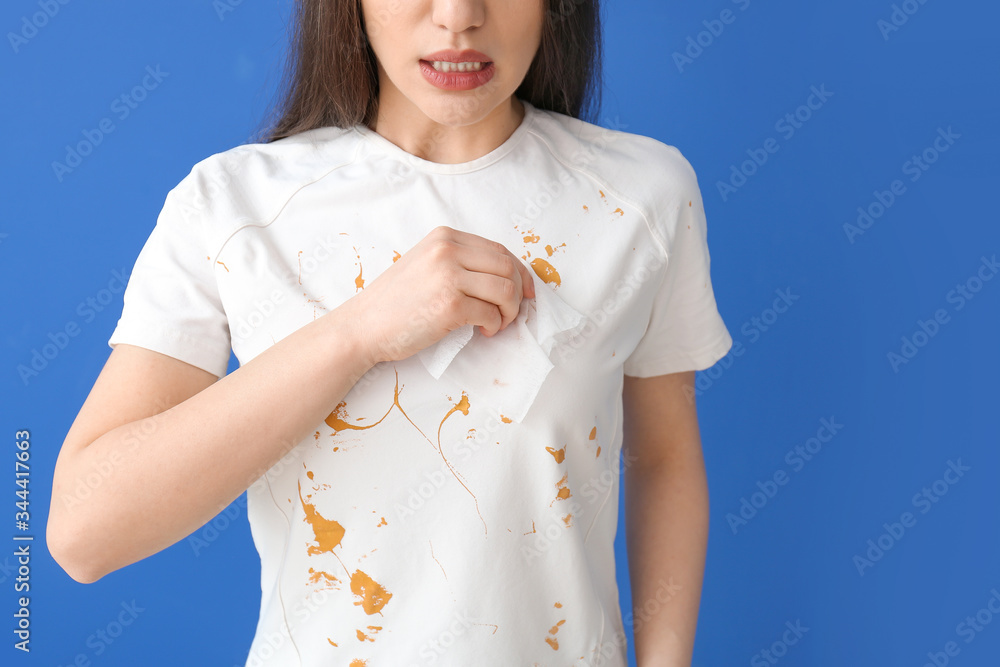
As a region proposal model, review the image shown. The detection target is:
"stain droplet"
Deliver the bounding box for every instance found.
[530,257,561,286]
[545,445,566,463]
[350,569,393,615]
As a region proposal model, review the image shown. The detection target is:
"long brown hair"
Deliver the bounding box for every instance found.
[252,0,603,144]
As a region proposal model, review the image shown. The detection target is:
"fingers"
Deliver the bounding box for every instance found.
[440,229,536,301]
[453,271,522,332]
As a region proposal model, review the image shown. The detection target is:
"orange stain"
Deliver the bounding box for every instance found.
[589,427,597,440]
[562,513,573,527]
[545,445,566,463]
[545,619,566,649]
[391,250,401,262]
[582,204,589,211]
[530,257,561,286]
[436,392,488,535]
[689,200,693,206]
[612,207,624,216]
[523,520,537,535]
[376,516,387,527]
[307,567,339,587]
[550,473,572,505]
[523,233,540,243]
[297,480,346,556]
[307,470,314,480]
[353,245,365,290]
[325,400,393,434]
[544,242,566,257]
[596,446,601,457]
[328,638,338,646]
[500,414,512,423]
[599,190,606,199]
[554,602,562,608]
[349,660,366,666]
[216,261,229,272]
[350,569,392,615]
[356,629,373,642]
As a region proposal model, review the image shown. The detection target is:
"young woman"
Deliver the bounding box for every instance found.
[47,1,733,665]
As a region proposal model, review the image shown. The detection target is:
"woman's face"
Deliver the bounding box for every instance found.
[360,0,545,126]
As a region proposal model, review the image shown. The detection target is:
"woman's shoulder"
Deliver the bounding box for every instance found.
[526,104,702,212]
[164,125,362,231]
[180,126,358,195]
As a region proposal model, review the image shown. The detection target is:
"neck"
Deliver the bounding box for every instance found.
[368,90,525,164]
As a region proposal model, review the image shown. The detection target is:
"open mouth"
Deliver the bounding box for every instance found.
[420,60,493,73]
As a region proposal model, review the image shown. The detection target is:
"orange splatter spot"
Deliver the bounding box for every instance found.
[297,480,345,556]
[500,414,512,423]
[376,516,387,527]
[216,261,230,272]
[589,427,597,440]
[688,200,692,206]
[327,638,338,646]
[314,431,321,440]
[349,660,366,666]
[523,520,537,535]
[353,245,365,290]
[308,567,339,587]
[545,619,566,649]
[550,474,572,505]
[530,257,561,286]
[545,445,566,463]
[582,204,589,211]
[356,629,373,642]
[523,233,540,243]
[596,446,601,457]
[391,250,401,262]
[612,207,624,216]
[307,470,315,480]
[350,569,393,615]
[206,255,210,260]
[324,400,393,434]
[544,242,567,257]
[562,513,573,527]
[474,622,499,634]
[599,190,606,199]
[554,602,562,608]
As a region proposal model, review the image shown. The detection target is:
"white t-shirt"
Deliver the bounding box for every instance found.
[109,98,733,667]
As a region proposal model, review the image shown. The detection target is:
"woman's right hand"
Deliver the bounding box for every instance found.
[345,225,537,366]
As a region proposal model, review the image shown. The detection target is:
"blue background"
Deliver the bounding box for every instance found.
[2,0,998,665]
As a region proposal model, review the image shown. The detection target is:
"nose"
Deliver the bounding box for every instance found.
[430,0,486,32]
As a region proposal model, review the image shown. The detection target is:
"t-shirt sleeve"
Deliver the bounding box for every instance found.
[622,153,733,378]
[107,177,232,378]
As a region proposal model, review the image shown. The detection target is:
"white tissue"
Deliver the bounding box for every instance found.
[417,270,589,423]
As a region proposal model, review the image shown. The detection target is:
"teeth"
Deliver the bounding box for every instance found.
[430,61,486,73]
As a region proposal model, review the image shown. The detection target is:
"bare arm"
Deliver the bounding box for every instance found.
[622,370,709,667]
[46,225,536,585]
[46,301,376,584]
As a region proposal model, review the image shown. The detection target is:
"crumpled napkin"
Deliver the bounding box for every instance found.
[417,269,589,423]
